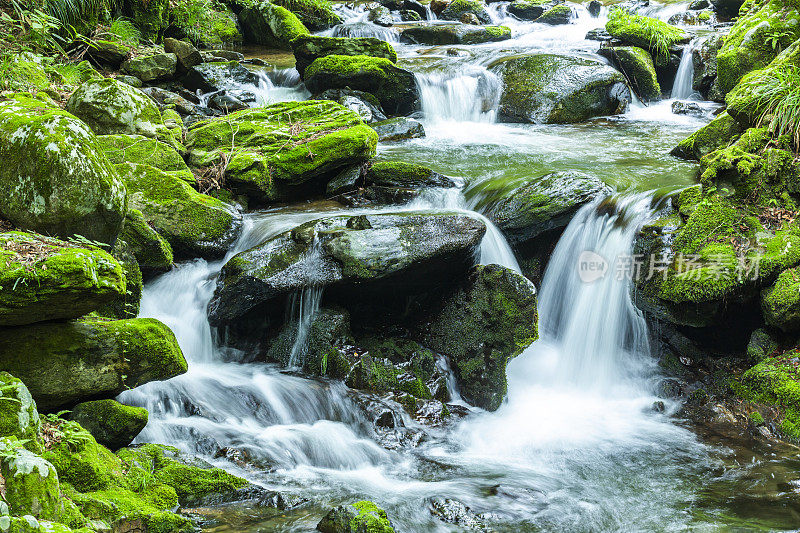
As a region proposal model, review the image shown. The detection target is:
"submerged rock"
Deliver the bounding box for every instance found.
[426,264,538,411]
[70,399,149,450]
[492,53,631,124]
[0,231,126,326]
[0,94,128,245]
[0,317,187,411]
[371,116,425,141]
[291,35,398,78]
[185,100,377,203]
[400,24,512,45]
[304,55,420,116]
[317,501,396,533]
[208,211,485,324]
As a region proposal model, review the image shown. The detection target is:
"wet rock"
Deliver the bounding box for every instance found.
[402,9,423,20]
[403,0,428,19]
[183,61,260,92]
[599,45,661,101]
[761,268,800,333]
[430,498,490,529]
[605,12,688,62]
[185,100,377,203]
[238,1,309,49]
[69,399,149,450]
[710,0,743,19]
[317,501,397,532]
[689,0,709,8]
[441,0,492,23]
[426,264,538,411]
[671,100,704,116]
[141,86,197,114]
[121,52,178,83]
[692,32,725,101]
[273,0,342,30]
[585,27,612,41]
[460,12,480,23]
[368,5,394,26]
[0,93,129,243]
[0,317,187,411]
[371,116,425,141]
[163,37,202,71]
[304,55,419,115]
[208,92,249,113]
[366,161,455,189]
[670,111,742,160]
[483,171,610,246]
[291,35,398,78]
[313,88,388,123]
[587,0,602,16]
[538,3,572,24]
[746,327,781,362]
[507,0,551,21]
[401,23,512,45]
[208,212,486,325]
[202,49,246,62]
[492,53,631,124]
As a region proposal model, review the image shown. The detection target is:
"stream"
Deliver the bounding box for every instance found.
[119,1,800,531]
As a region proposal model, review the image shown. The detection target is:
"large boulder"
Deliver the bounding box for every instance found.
[273,0,342,30]
[426,264,539,411]
[182,61,260,93]
[0,231,126,326]
[491,53,631,124]
[208,211,486,325]
[96,133,192,181]
[0,94,127,244]
[238,1,309,49]
[290,35,398,78]
[66,78,175,143]
[119,208,174,271]
[115,162,242,260]
[317,501,396,533]
[0,317,188,411]
[605,11,687,66]
[366,161,455,188]
[537,3,572,24]
[69,399,149,450]
[598,45,661,101]
[121,53,178,83]
[185,100,378,203]
[304,55,420,116]
[715,0,800,95]
[440,0,491,23]
[0,437,62,520]
[481,171,611,246]
[400,24,511,45]
[0,373,41,450]
[670,111,742,160]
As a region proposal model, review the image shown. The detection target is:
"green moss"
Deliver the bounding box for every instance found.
[0,231,126,326]
[96,239,142,319]
[130,0,169,40]
[96,134,190,176]
[482,25,511,39]
[761,267,800,332]
[273,0,342,30]
[172,0,242,47]
[69,399,148,450]
[599,46,660,101]
[0,58,50,93]
[441,0,490,23]
[671,112,743,160]
[606,10,686,64]
[0,373,41,453]
[0,436,61,520]
[290,35,397,77]
[537,3,572,24]
[238,1,309,49]
[119,209,174,271]
[735,353,800,440]
[349,501,395,533]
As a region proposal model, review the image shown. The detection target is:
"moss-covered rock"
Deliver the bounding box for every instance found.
[185,100,377,203]
[605,10,687,65]
[87,40,131,68]
[426,264,539,411]
[119,209,174,271]
[291,35,397,78]
[209,212,486,324]
[0,373,41,452]
[171,0,243,48]
[317,500,396,533]
[400,23,512,45]
[116,162,242,259]
[761,268,800,333]
[127,0,169,40]
[0,437,62,520]
[96,239,142,320]
[365,161,455,189]
[69,400,148,451]
[715,0,800,96]
[491,53,630,124]
[345,355,433,399]
[0,94,127,245]
[506,0,553,21]
[66,78,175,146]
[238,1,309,49]
[273,0,342,30]
[304,55,419,116]
[121,53,178,83]
[440,0,491,23]
[0,317,187,411]
[0,232,126,326]
[670,111,743,160]
[598,45,661,101]
[96,133,192,181]
[537,3,572,24]
[734,352,800,439]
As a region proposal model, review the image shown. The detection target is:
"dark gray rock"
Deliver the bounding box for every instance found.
[370,117,425,141]
[183,61,259,93]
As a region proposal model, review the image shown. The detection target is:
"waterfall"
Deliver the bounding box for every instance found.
[416,67,501,123]
[671,40,699,100]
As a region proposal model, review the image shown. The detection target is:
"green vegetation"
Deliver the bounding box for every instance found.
[606,9,686,64]
[172,0,242,47]
[734,353,800,439]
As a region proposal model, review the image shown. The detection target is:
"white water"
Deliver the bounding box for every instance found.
[672,39,700,99]
[415,66,501,123]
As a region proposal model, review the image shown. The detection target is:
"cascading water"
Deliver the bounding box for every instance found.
[415,67,501,124]
[672,39,700,99]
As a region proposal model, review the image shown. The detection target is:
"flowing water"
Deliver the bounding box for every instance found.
[119,1,800,530]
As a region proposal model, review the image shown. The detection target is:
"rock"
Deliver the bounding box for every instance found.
[671,101,705,116]
[366,161,455,189]
[304,55,419,115]
[371,117,425,141]
[208,92,249,113]
[403,0,428,19]
[585,27,612,41]
[128,0,168,40]
[401,23,511,45]
[460,12,480,23]
[762,268,800,333]
[402,9,423,20]
[171,0,243,48]
[690,0,709,8]
[96,133,192,180]
[314,88,388,123]
[692,32,725,101]
[598,45,661,101]
[185,100,377,203]
[0,231,126,326]
[605,11,687,66]
[587,0,602,16]
[0,437,61,520]
[238,1,309,49]
[538,3,572,24]
[746,327,781,362]
[715,0,799,95]
[87,40,130,68]
[140,86,197,115]
[0,373,41,450]
[0,94,127,244]
[117,74,143,87]
[0,317,187,411]
[317,501,396,533]
[163,38,202,71]
[710,0,743,19]
[507,0,551,21]
[272,0,342,30]
[430,498,489,529]
[121,53,178,83]
[182,61,260,93]
[492,53,630,124]
[208,211,486,325]
[368,5,394,26]
[426,264,538,411]
[115,162,242,260]
[119,208,174,271]
[98,239,142,320]
[202,49,246,62]
[290,35,398,78]
[66,78,175,144]
[69,400,148,450]
[670,111,742,160]
[440,0,491,23]
[266,307,355,373]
